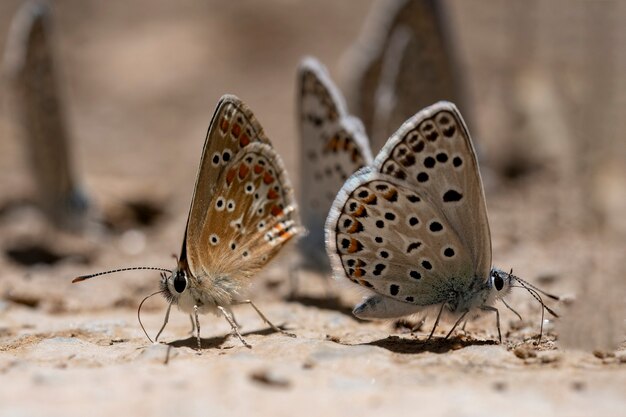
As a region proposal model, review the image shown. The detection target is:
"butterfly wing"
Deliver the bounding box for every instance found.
[297,57,373,269]
[326,102,490,306]
[345,0,466,151]
[327,168,474,305]
[185,96,299,284]
[375,102,491,277]
[184,95,270,265]
[4,1,89,231]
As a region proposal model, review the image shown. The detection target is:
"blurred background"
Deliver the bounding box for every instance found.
[0,0,624,413]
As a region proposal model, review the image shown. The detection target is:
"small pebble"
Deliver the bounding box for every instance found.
[250,369,291,389]
[513,346,537,359]
[493,381,507,391]
[592,350,615,359]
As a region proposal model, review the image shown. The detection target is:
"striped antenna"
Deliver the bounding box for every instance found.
[72,266,172,283]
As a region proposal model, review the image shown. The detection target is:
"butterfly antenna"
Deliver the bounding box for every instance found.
[137,290,164,343]
[509,269,560,301]
[511,284,549,342]
[72,266,172,283]
[512,279,559,319]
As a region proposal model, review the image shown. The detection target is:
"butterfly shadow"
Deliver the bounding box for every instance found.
[166,326,291,350]
[287,294,363,321]
[361,335,497,355]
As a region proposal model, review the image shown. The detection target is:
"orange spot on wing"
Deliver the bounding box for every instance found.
[239,133,250,147]
[362,194,377,205]
[383,189,398,202]
[220,118,229,133]
[270,205,283,216]
[327,136,339,152]
[347,220,363,234]
[267,189,279,200]
[347,238,363,253]
[353,205,367,218]
[272,223,286,237]
[226,168,237,185]
[238,163,249,179]
[263,173,274,185]
[354,269,364,278]
[254,165,263,174]
[232,123,241,138]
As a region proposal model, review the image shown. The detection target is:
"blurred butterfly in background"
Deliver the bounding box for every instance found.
[3,0,91,232]
[326,101,559,342]
[343,0,469,153]
[294,57,373,292]
[74,95,301,349]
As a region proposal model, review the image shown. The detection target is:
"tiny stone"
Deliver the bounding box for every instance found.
[513,346,537,359]
[250,369,291,389]
[593,350,615,359]
[493,381,507,392]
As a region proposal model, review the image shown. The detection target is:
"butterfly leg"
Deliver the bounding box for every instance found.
[154,303,172,342]
[193,305,202,351]
[235,300,296,338]
[410,318,426,333]
[224,306,241,328]
[461,319,468,331]
[428,303,446,340]
[444,311,469,340]
[217,305,251,348]
[480,305,502,343]
[187,314,196,336]
[501,298,523,321]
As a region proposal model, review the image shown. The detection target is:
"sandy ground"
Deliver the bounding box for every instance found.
[0,1,625,416]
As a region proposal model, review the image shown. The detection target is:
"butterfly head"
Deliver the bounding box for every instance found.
[489,267,560,320]
[160,267,189,305]
[489,268,514,299]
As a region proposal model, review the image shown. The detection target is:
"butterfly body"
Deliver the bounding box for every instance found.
[165,96,299,322]
[297,57,373,273]
[326,101,550,341]
[352,268,505,321]
[4,0,91,232]
[74,95,300,349]
[345,0,467,151]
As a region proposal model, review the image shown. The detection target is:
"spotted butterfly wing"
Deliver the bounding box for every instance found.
[183,95,300,294]
[326,102,490,312]
[344,0,466,152]
[297,57,373,270]
[4,1,90,231]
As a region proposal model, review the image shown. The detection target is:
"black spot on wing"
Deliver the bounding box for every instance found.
[443,190,463,202]
[389,284,399,296]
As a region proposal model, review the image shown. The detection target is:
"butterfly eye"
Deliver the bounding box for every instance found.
[173,273,187,293]
[494,275,504,291]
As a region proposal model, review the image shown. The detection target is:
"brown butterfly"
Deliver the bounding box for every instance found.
[4,0,90,232]
[343,0,469,153]
[73,95,301,349]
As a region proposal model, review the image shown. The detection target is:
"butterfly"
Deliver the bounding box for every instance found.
[295,57,373,279]
[3,0,90,232]
[326,101,559,342]
[73,95,301,349]
[343,0,468,153]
